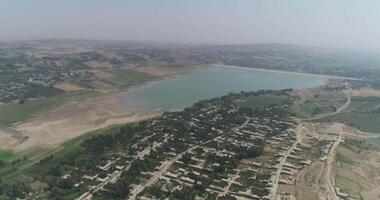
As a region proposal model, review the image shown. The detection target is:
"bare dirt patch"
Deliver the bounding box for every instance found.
[0,67,199,158]
[0,92,162,152]
[90,69,115,79]
[277,184,295,195]
[351,87,380,97]
[294,122,345,200]
[135,65,200,77]
[0,66,200,153]
[54,83,83,92]
[85,60,113,68]
[334,139,380,199]
[88,80,114,91]
[295,161,323,200]
[101,51,123,60]
[362,185,380,200]
[0,130,21,149]
[296,121,380,200]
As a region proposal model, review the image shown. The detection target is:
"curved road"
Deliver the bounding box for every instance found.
[301,90,351,121]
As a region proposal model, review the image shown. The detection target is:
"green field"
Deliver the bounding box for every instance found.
[0,90,98,128]
[101,69,156,89]
[0,124,123,184]
[318,97,380,133]
[0,150,17,162]
[0,69,156,128]
[293,102,336,118]
[292,102,317,118]
[237,95,288,109]
[0,147,51,183]
[321,112,380,133]
[291,91,346,119]
[336,175,364,200]
[0,73,16,82]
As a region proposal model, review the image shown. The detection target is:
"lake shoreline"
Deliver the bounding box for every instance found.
[212,64,360,80]
[0,64,329,152]
[123,64,328,109]
[0,65,203,152]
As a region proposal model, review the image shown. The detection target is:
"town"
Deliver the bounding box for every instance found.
[0,90,344,200]
[2,1,380,199]
[0,69,94,105]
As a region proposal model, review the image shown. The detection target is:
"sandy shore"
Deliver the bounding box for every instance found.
[212,64,360,80]
[0,64,357,152]
[0,66,203,152]
[0,91,163,152]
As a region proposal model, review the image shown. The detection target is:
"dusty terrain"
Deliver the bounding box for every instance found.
[85,60,114,68]
[293,122,340,200]
[294,121,380,200]
[334,136,380,199]
[214,64,360,80]
[293,85,380,200]
[134,65,203,78]
[54,82,84,92]
[0,66,200,153]
[351,87,380,97]
[0,91,162,152]
[90,69,115,79]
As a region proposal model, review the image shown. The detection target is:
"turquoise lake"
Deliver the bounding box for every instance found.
[123,66,327,109]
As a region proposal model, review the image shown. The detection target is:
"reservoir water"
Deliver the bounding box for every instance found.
[123,66,327,109]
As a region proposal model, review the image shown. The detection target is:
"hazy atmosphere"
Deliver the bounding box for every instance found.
[2,1,380,200]
[1,0,380,50]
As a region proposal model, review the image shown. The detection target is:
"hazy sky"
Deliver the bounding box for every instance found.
[1,0,380,49]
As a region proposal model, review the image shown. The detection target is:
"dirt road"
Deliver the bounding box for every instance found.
[323,132,342,200]
[271,124,304,200]
[217,170,240,198]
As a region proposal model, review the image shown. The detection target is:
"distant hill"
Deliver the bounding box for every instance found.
[1,39,380,78]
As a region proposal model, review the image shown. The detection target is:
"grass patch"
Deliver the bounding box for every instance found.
[0,150,17,162]
[320,112,380,133]
[317,96,380,132]
[336,152,353,168]
[292,100,337,118]
[292,102,317,118]
[101,69,156,89]
[0,124,124,184]
[0,73,15,82]
[0,147,50,183]
[0,90,98,128]
[237,95,288,109]
[22,125,123,184]
[349,96,380,112]
[336,175,364,200]
[291,90,346,118]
